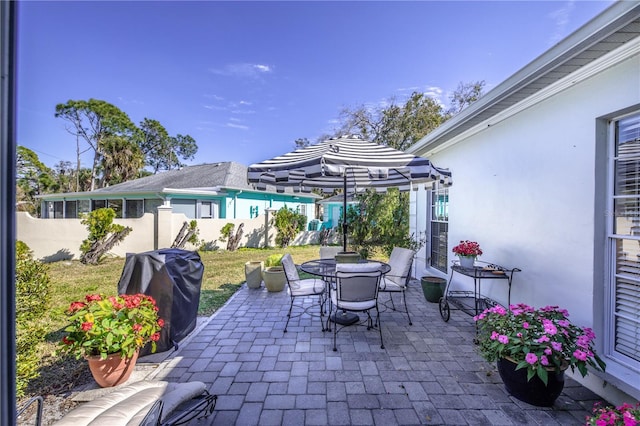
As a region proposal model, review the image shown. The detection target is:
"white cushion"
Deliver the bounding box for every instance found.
[335,262,384,274]
[288,278,325,296]
[54,381,206,426]
[380,276,404,292]
[384,247,414,287]
[330,291,376,311]
[281,254,300,281]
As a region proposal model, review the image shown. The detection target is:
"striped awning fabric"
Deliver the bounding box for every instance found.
[247,135,452,194]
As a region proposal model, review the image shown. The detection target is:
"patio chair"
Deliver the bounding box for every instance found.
[319,246,342,259]
[281,253,327,332]
[48,380,216,426]
[379,247,415,325]
[328,263,384,351]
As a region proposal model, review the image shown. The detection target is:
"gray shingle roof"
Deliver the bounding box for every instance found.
[92,162,251,194]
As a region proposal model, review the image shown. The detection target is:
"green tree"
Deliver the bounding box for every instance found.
[331,81,483,254]
[16,146,57,214]
[79,208,132,264]
[447,80,485,115]
[100,134,145,185]
[273,207,307,248]
[139,118,198,173]
[294,137,311,149]
[55,99,137,190]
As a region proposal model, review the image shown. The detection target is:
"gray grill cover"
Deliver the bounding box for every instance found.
[117,249,204,356]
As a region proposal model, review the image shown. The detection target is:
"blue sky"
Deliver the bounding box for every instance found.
[17,1,614,170]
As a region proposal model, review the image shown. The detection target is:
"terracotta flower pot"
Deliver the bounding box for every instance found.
[86,349,139,387]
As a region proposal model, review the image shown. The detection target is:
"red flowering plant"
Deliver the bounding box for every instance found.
[474,303,606,385]
[452,240,483,257]
[59,293,164,360]
[586,401,640,426]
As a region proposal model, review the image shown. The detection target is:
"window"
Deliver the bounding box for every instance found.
[125,199,144,218]
[64,200,77,218]
[144,199,162,214]
[92,200,106,210]
[608,111,640,368]
[172,199,196,219]
[108,199,122,218]
[429,187,449,273]
[53,201,63,218]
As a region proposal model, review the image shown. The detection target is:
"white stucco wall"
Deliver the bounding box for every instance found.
[412,51,640,402]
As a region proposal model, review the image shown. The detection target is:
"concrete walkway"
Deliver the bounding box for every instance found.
[146,281,604,425]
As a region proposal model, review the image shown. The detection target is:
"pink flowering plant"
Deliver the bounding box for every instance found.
[474,303,606,385]
[586,401,640,426]
[58,293,164,360]
[452,240,483,257]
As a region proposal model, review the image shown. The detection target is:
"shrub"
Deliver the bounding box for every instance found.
[80,208,131,264]
[265,254,284,268]
[273,207,307,248]
[15,241,51,397]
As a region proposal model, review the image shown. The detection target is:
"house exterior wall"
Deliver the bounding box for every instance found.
[411,52,640,401]
[227,191,317,222]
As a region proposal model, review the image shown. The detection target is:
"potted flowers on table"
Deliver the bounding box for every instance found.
[58,293,164,387]
[452,240,482,268]
[474,303,606,407]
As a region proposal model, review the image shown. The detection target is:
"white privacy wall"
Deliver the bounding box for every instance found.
[412,54,640,328]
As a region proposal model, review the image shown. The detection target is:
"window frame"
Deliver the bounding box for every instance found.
[428,187,449,273]
[606,109,640,371]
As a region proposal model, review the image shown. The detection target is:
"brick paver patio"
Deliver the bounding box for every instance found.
[149,280,605,425]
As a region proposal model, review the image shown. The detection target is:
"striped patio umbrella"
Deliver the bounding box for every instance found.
[247,135,452,251]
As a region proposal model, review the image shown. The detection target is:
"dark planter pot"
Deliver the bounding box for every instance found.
[497,357,565,407]
[421,276,446,303]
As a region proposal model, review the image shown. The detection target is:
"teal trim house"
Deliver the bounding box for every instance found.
[38,162,320,221]
[316,193,358,230]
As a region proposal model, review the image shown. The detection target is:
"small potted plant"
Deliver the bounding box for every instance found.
[262,254,286,292]
[58,293,164,387]
[452,240,482,268]
[586,401,640,425]
[474,303,606,407]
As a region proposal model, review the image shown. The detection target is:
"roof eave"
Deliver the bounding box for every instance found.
[408,1,640,155]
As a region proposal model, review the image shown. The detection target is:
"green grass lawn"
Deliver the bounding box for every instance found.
[26,245,326,399]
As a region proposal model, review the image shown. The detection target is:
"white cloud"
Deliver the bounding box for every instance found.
[203,94,224,101]
[548,1,575,46]
[227,122,249,130]
[209,63,274,78]
[203,104,227,111]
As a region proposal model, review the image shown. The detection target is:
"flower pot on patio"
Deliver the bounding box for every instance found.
[262,267,286,292]
[497,357,565,407]
[244,261,263,289]
[421,276,446,303]
[86,349,139,388]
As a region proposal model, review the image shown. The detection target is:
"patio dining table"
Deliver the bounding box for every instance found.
[300,258,390,325]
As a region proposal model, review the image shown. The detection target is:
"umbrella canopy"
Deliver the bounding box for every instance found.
[247,135,452,251]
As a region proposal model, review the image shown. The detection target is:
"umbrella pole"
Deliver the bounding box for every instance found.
[342,174,347,252]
